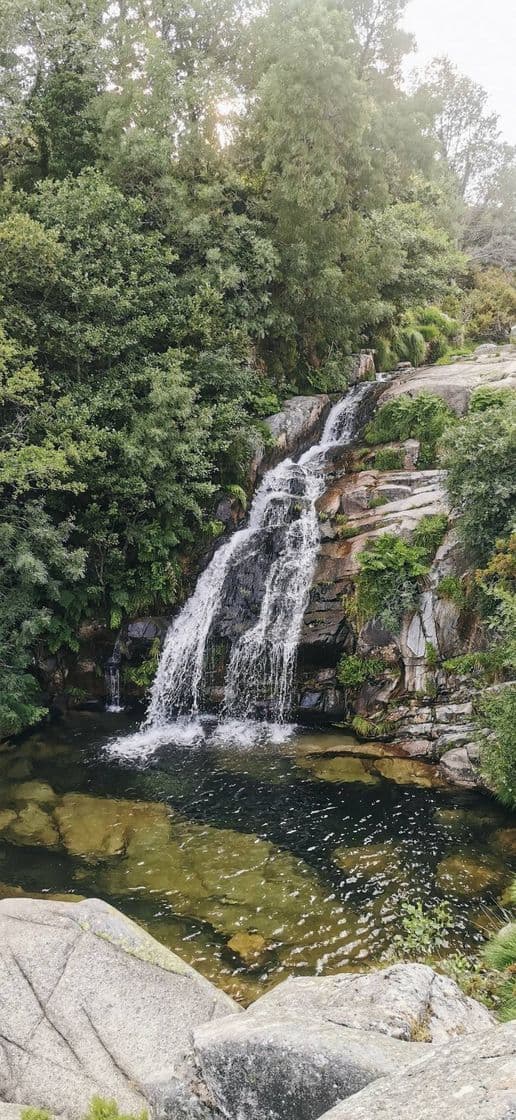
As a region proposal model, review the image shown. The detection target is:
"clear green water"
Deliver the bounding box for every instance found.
[0,711,515,1003]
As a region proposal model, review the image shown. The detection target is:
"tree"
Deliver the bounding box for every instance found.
[415,57,511,202]
[343,0,415,77]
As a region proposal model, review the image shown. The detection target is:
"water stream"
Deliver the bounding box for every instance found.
[146,384,372,732]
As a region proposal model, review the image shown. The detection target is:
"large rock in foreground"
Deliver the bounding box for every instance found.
[182,963,493,1120]
[248,963,494,1043]
[0,896,237,1118]
[192,1017,421,1120]
[321,1022,516,1120]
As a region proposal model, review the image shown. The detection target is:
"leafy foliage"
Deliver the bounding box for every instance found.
[480,685,516,810]
[365,392,456,467]
[372,447,404,470]
[353,533,429,632]
[443,394,516,563]
[337,654,387,690]
[22,1098,147,1120]
[412,514,448,558]
[392,899,453,958]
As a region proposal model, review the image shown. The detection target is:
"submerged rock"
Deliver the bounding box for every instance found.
[54,792,172,860]
[0,897,237,1119]
[333,843,404,880]
[297,754,380,784]
[435,854,508,898]
[321,1022,516,1120]
[373,757,443,788]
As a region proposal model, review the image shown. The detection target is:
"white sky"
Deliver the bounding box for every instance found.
[403,0,516,144]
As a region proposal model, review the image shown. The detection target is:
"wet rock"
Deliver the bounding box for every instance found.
[333,843,404,880]
[192,1016,421,1120]
[490,828,516,857]
[0,897,237,1119]
[226,933,269,968]
[0,809,17,832]
[7,780,58,806]
[266,395,331,461]
[435,855,507,898]
[439,744,481,788]
[321,1022,516,1120]
[395,738,435,759]
[248,964,494,1044]
[99,811,347,951]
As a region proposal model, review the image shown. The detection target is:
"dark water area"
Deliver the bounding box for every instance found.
[0,711,515,1003]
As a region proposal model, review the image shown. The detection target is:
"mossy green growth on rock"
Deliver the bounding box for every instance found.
[336,653,387,690]
[352,534,429,632]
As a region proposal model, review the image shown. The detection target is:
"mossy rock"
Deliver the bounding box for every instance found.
[7,780,58,806]
[4,803,60,848]
[100,811,347,948]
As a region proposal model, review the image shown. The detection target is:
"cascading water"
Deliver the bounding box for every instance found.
[144,382,372,734]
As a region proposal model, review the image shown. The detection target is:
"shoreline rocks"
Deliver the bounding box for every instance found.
[0,898,506,1120]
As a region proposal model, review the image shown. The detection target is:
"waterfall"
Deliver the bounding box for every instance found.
[145,383,372,730]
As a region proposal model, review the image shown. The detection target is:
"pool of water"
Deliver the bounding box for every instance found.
[0,711,515,1003]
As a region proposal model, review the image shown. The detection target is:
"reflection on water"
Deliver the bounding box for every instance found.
[0,711,515,1003]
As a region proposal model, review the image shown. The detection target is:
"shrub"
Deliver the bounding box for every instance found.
[425,641,438,667]
[337,654,387,690]
[443,395,516,563]
[392,899,454,958]
[480,684,516,809]
[412,514,448,559]
[21,1101,148,1120]
[437,575,467,609]
[365,392,456,467]
[483,883,516,1021]
[393,327,426,368]
[464,267,516,342]
[353,534,429,632]
[351,714,390,739]
[470,387,516,413]
[372,447,404,471]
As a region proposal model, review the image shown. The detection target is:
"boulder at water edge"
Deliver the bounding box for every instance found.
[182,963,494,1120]
[246,962,494,1043]
[0,896,238,1118]
[320,1022,516,1120]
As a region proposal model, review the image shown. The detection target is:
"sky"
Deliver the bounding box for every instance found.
[403,0,516,144]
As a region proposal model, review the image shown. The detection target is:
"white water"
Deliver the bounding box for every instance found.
[142,383,371,736]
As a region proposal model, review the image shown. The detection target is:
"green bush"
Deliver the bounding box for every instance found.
[480,684,516,809]
[337,654,387,690]
[483,882,516,1020]
[393,327,426,368]
[469,386,516,413]
[365,392,456,467]
[412,514,448,559]
[464,267,516,342]
[353,534,429,632]
[392,899,453,958]
[443,395,516,563]
[437,575,467,609]
[372,447,405,471]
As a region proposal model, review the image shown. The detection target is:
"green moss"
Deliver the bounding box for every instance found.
[22,1100,148,1120]
[425,641,438,667]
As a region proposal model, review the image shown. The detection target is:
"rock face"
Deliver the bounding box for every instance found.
[0,896,237,1119]
[381,348,516,415]
[192,1018,420,1120]
[246,964,494,1044]
[321,1022,516,1120]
